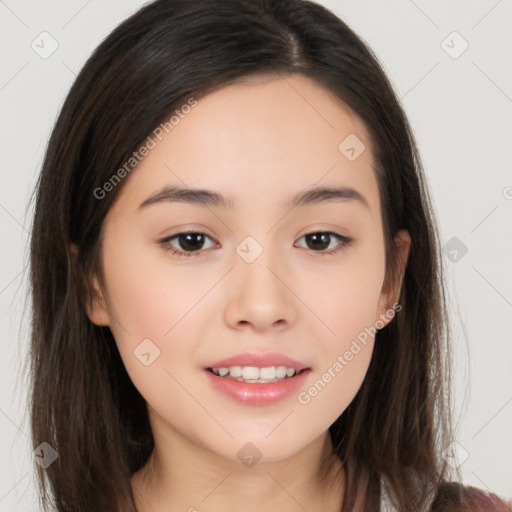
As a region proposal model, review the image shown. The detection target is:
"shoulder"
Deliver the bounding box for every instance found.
[430,481,512,512]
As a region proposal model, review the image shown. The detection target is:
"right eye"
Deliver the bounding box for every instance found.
[158,231,217,258]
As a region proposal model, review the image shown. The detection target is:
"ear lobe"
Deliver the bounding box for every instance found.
[85,273,111,326]
[70,243,111,326]
[376,229,411,325]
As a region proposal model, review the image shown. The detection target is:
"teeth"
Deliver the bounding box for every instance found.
[229,366,242,377]
[259,366,275,379]
[242,367,259,380]
[275,366,287,378]
[211,365,300,381]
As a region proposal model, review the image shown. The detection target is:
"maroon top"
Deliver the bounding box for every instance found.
[430,482,512,511]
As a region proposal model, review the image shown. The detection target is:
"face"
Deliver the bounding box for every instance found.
[87,73,409,463]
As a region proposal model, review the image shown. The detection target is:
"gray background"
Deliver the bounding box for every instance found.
[1,0,511,509]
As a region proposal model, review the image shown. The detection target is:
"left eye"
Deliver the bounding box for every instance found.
[294,231,352,256]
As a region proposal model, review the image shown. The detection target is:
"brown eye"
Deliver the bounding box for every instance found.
[159,232,216,257]
[295,231,352,256]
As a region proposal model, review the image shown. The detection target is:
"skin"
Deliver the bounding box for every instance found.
[86,73,411,512]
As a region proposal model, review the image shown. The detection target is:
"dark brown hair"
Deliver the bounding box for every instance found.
[29,0,467,510]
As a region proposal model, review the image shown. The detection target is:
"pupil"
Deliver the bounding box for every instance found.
[180,233,204,251]
[307,233,329,250]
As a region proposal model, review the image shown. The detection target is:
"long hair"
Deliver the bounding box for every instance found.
[29,0,455,510]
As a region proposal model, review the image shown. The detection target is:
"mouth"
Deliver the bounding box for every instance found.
[203,366,312,405]
[205,365,309,384]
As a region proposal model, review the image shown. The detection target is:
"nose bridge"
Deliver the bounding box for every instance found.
[236,234,288,298]
[224,233,296,330]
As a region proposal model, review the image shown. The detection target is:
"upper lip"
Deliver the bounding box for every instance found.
[205,352,310,370]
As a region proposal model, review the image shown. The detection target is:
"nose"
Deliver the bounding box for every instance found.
[224,249,297,333]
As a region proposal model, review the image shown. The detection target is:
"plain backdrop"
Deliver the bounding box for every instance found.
[1,0,511,509]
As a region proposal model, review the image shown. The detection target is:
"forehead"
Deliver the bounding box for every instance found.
[109,73,379,217]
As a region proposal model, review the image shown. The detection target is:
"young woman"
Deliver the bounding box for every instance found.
[28,0,511,511]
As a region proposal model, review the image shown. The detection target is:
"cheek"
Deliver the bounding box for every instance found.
[101,245,212,434]
[99,236,217,400]
[299,237,386,342]
[293,241,385,416]
[102,237,214,341]
[295,278,380,428]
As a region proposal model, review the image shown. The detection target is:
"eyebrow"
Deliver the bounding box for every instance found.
[138,185,370,211]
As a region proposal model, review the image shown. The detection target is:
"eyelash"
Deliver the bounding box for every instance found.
[158,231,353,259]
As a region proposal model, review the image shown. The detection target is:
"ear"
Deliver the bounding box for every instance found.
[375,229,411,326]
[85,274,111,326]
[70,243,111,326]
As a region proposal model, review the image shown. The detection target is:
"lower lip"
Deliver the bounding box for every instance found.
[203,369,311,405]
